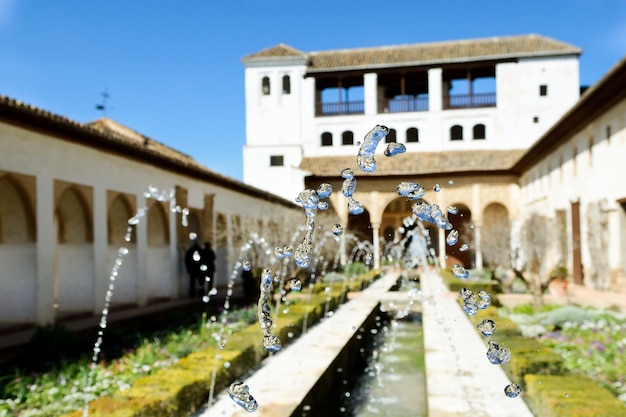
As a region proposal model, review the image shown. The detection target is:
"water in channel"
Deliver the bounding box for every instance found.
[331,298,426,417]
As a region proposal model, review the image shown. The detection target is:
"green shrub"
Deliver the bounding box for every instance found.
[524,374,626,417]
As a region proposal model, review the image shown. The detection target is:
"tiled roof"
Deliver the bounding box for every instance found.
[0,95,296,207]
[300,149,526,178]
[242,43,306,62]
[244,35,581,72]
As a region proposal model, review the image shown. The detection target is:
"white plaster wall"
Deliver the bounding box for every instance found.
[1,120,302,324]
[56,245,94,311]
[107,246,138,304]
[0,244,36,321]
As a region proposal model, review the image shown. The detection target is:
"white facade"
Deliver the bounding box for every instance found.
[0,111,301,326]
[516,56,626,289]
[243,36,581,201]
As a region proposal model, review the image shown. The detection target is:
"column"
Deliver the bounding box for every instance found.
[92,186,109,312]
[438,228,446,268]
[474,223,483,270]
[428,68,443,111]
[364,72,378,115]
[36,175,56,325]
[371,221,381,270]
[136,194,148,306]
[169,194,179,299]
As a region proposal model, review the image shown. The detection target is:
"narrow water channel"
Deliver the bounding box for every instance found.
[343,311,426,417]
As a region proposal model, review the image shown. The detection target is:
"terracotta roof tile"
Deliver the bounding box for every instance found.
[307,35,580,72]
[242,43,306,62]
[300,149,526,178]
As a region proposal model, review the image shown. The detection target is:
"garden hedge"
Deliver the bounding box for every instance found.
[60,270,380,417]
[447,278,626,416]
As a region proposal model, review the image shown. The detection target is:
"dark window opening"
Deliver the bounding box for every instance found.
[450,125,463,141]
[282,75,291,94]
[262,76,270,95]
[406,127,419,143]
[385,128,397,143]
[473,124,486,140]
[539,85,548,96]
[606,125,612,143]
[342,131,354,145]
[321,132,333,146]
[270,155,283,166]
[533,116,539,123]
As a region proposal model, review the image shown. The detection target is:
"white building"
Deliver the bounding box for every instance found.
[242,34,581,202]
[0,98,301,327]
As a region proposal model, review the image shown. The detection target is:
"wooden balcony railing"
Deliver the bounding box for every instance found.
[381,96,429,113]
[315,100,364,116]
[443,93,496,109]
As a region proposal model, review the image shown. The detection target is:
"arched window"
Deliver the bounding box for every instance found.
[385,128,397,143]
[473,124,486,140]
[406,127,419,143]
[282,75,291,94]
[342,131,354,145]
[262,76,270,95]
[450,125,463,141]
[321,132,333,146]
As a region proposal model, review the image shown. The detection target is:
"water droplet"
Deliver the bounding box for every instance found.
[227,380,258,412]
[200,264,208,272]
[459,243,470,252]
[384,142,406,157]
[192,250,201,262]
[446,230,459,246]
[396,181,420,197]
[181,207,189,227]
[209,288,218,296]
[448,180,454,185]
[289,278,302,291]
[504,383,521,398]
[477,319,496,336]
[202,295,210,303]
[357,125,389,172]
[274,247,286,259]
[365,252,373,265]
[317,183,332,198]
[463,302,478,316]
[477,290,491,309]
[188,232,197,240]
[295,189,319,210]
[342,178,357,197]
[486,340,511,365]
[564,392,570,398]
[348,197,364,215]
[332,224,344,236]
[317,201,328,210]
[452,264,470,279]
[341,168,354,179]
[447,206,458,215]
[263,335,282,352]
[242,261,251,271]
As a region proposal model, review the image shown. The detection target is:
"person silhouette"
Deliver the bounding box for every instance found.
[184,240,203,298]
[201,241,216,291]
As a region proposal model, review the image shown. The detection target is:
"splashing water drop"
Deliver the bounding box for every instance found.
[189,232,197,240]
[263,335,282,352]
[447,206,458,215]
[342,177,357,197]
[317,183,332,198]
[477,319,496,336]
[332,224,344,236]
[289,278,302,291]
[446,229,459,246]
[274,247,286,259]
[348,198,364,215]
[396,181,420,197]
[192,250,201,262]
[341,168,354,179]
[365,252,373,265]
[406,186,426,200]
[317,201,328,210]
[448,180,455,185]
[227,380,258,412]
[433,183,442,192]
[463,302,478,316]
[452,264,470,279]
[209,288,218,296]
[486,340,512,365]
[295,189,319,209]
[242,260,251,271]
[181,207,189,227]
[477,290,491,309]
[384,142,406,157]
[282,246,293,257]
[504,383,522,398]
[200,264,208,272]
[459,243,470,252]
[202,295,210,303]
[357,125,389,172]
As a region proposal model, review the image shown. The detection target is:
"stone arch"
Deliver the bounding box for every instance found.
[146,201,172,299]
[55,186,94,313]
[0,175,35,243]
[0,174,36,321]
[347,209,371,243]
[107,193,138,304]
[481,202,511,271]
[56,187,92,244]
[186,211,202,241]
[381,197,413,243]
[447,203,473,268]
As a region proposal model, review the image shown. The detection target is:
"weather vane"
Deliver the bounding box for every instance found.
[95,88,110,115]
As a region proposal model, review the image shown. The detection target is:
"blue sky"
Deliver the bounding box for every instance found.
[1,1,624,181]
